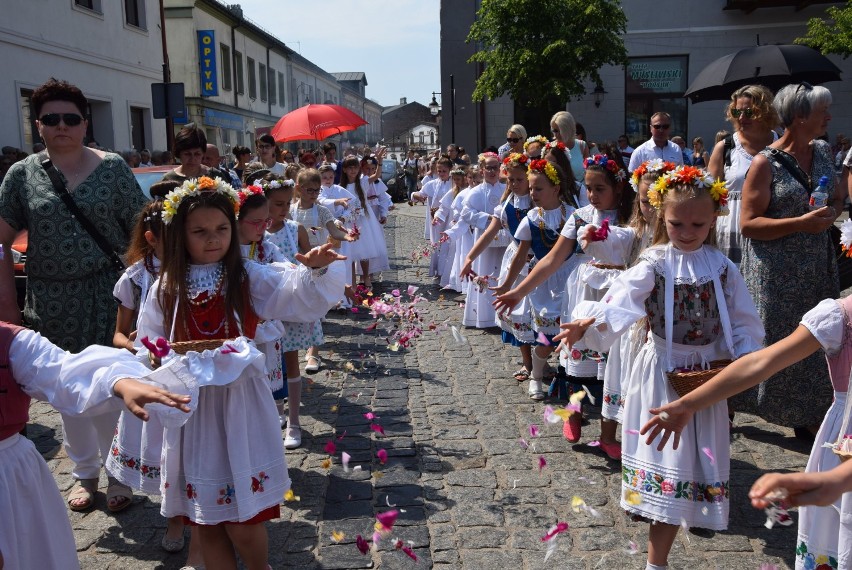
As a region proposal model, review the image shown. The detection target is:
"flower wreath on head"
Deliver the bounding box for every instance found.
[544,140,567,154]
[162,176,240,225]
[528,159,560,185]
[237,184,264,208]
[258,178,295,192]
[583,154,627,182]
[450,166,467,177]
[478,151,499,162]
[630,159,677,192]
[839,219,852,257]
[503,152,528,166]
[648,165,729,215]
[523,135,549,152]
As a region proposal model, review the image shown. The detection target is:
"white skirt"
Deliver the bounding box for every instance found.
[107,410,165,495]
[159,341,290,524]
[528,254,577,337]
[347,210,386,263]
[0,434,80,569]
[620,334,731,530]
[601,320,647,423]
[463,243,504,328]
[447,225,474,293]
[795,391,852,569]
[495,241,534,342]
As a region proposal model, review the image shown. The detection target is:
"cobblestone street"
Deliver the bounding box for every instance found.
[29,205,812,569]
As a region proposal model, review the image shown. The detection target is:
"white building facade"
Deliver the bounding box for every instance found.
[0,0,166,152]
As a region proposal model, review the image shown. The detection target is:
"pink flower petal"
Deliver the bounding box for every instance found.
[376,509,398,531]
[356,534,369,555]
[537,332,551,346]
[402,545,418,561]
[391,289,401,297]
[377,449,388,464]
[529,424,540,438]
[336,430,347,441]
[538,456,547,471]
[324,440,336,455]
[341,452,351,472]
[626,429,640,435]
[586,440,601,447]
[702,447,716,465]
[540,521,569,541]
[370,424,386,436]
[407,285,419,296]
[518,438,529,450]
[363,412,376,420]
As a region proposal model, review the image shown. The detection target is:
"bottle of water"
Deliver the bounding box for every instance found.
[810,175,830,210]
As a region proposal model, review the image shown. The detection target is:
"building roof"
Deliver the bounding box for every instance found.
[331,72,367,84]
[382,100,429,115]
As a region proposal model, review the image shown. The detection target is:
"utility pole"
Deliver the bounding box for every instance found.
[159,0,175,153]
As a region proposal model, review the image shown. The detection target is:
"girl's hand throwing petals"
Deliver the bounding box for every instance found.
[488,281,511,298]
[640,400,694,451]
[296,243,347,268]
[750,468,851,509]
[458,260,476,281]
[552,318,596,348]
[112,379,191,421]
[492,289,521,315]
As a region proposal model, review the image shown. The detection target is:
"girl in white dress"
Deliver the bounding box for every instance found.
[0,324,189,570]
[359,156,391,275]
[644,220,852,570]
[558,166,763,570]
[412,157,453,279]
[264,174,320,448]
[434,166,469,291]
[340,157,386,289]
[108,180,205,565]
[290,169,354,371]
[492,160,575,399]
[137,176,345,570]
[460,153,507,328]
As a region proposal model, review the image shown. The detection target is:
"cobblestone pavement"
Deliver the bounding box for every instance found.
[29,205,812,569]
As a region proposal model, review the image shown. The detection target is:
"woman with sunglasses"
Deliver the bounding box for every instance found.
[732,83,842,439]
[499,125,527,159]
[708,84,779,267]
[549,111,589,185]
[0,78,147,513]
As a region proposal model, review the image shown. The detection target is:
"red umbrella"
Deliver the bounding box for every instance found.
[270,104,367,142]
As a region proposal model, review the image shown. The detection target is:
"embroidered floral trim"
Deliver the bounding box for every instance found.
[603,392,624,408]
[567,347,607,362]
[110,444,161,479]
[796,541,838,570]
[186,483,198,501]
[217,484,236,505]
[639,247,729,286]
[534,314,561,328]
[622,465,729,503]
[251,471,270,493]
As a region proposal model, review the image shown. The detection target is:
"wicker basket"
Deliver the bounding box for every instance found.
[667,360,732,398]
[833,449,852,463]
[169,338,236,355]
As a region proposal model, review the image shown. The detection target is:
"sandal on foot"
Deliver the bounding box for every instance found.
[513,368,530,382]
[67,478,97,512]
[161,533,185,553]
[304,355,321,373]
[106,479,133,513]
[594,440,622,460]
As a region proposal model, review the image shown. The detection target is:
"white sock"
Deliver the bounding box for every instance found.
[531,350,548,381]
[646,563,667,570]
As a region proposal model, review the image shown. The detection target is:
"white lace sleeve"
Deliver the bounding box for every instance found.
[801,298,845,355]
[247,259,346,322]
[720,259,765,357]
[571,262,655,352]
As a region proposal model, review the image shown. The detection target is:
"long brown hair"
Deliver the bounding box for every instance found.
[544,146,578,207]
[583,149,634,225]
[340,156,369,217]
[125,180,174,267]
[158,191,248,341]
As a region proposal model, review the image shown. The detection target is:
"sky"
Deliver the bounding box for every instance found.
[234,0,441,108]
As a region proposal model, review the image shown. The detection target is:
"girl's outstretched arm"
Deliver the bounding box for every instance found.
[459,216,502,280]
[493,236,575,312]
[749,460,852,508]
[113,378,191,421]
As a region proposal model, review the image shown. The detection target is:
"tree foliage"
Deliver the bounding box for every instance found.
[796,1,852,59]
[467,0,629,108]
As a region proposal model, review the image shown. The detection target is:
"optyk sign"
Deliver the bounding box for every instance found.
[197,30,218,97]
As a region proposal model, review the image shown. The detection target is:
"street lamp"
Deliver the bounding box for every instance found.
[593,84,608,108]
[428,74,455,143]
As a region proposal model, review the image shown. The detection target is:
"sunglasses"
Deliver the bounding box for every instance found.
[652,124,671,130]
[730,107,755,119]
[506,137,520,143]
[39,113,84,127]
[243,217,273,230]
[483,165,500,172]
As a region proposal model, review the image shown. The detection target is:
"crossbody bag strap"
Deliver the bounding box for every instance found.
[768,148,812,194]
[39,153,125,271]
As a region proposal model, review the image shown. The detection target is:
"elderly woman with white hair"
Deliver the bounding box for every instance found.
[733,83,843,436]
[498,124,527,159]
[549,111,589,185]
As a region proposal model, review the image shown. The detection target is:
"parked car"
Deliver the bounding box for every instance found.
[9,165,176,306]
[381,158,406,202]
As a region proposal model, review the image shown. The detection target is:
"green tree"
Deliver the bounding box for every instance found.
[467,0,629,108]
[796,1,852,58]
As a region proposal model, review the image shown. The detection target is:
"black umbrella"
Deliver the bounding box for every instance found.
[684,44,841,103]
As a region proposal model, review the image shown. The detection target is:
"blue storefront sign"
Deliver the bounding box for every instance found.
[203,108,244,131]
[197,30,218,97]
